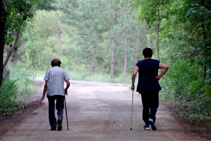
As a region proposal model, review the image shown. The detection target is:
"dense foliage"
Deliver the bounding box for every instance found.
[1,0,48,88]
[136,0,211,118]
[0,0,49,114]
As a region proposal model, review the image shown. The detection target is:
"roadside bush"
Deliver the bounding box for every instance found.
[0,79,20,115]
[0,63,36,116]
[10,63,36,101]
[160,58,211,117]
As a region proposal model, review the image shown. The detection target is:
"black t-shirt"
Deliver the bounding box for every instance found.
[136,59,161,93]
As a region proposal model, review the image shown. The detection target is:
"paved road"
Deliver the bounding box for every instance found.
[0,80,207,141]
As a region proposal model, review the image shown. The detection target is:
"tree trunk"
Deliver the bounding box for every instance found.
[91,55,96,73]
[0,0,7,86]
[3,19,24,69]
[201,0,207,77]
[3,59,10,79]
[147,34,152,48]
[110,42,116,78]
[9,29,18,64]
[156,0,160,61]
[132,32,140,72]
[124,52,128,75]
[124,39,128,75]
[110,13,117,78]
[11,47,18,64]
[91,45,96,73]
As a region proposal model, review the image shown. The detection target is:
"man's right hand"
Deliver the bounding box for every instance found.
[131,85,135,91]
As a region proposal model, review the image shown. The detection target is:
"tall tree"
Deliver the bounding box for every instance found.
[3,0,44,70]
[19,10,73,71]
[136,0,170,60]
[0,0,7,86]
[56,0,109,73]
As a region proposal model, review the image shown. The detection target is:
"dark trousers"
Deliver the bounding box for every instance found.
[47,95,64,129]
[140,91,159,125]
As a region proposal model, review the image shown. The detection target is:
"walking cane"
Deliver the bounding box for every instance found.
[130,90,134,130]
[64,93,69,131]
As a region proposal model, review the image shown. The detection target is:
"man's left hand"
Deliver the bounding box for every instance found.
[40,96,44,105]
[155,75,161,80]
[65,89,68,95]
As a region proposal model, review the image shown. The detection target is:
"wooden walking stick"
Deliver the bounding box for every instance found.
[64,94,69,131]
[130,90,134,130]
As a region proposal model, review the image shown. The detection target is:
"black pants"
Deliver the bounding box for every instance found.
[47,95,64,129]
[140,91,159,125]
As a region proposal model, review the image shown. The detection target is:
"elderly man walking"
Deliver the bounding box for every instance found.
[40,59,70,131]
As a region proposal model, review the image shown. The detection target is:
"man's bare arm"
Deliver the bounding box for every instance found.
[65,80,70,95]
[155,62,169,80]
[40,81,48,102]
[131,66,139,90]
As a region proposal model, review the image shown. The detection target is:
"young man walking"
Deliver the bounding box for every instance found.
[40,59,70,131]
[131,48,169,131]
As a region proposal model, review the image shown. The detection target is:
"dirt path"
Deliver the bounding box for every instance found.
[0,80,209,141]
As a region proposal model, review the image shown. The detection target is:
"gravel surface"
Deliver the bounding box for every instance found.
[0,80,209,141]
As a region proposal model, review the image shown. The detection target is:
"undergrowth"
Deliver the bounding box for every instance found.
[0,79,20,115]
[0,64,36,116]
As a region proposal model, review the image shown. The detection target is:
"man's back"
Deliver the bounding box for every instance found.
[44,66,70,96]
[136,59,161,92]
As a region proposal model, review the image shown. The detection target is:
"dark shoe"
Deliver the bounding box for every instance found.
[149,118,157,131]
[57,120,62,131]
[143,124,150,130]
[50,128,56,131]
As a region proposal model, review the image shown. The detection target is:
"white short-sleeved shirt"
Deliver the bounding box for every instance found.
[44,66,70,96]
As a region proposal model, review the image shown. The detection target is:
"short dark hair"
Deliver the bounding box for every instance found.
[143,48,153,58]
[51,59,61,67]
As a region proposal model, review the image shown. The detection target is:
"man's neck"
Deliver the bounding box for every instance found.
[144,57,151,60]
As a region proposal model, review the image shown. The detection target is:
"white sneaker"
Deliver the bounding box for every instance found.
[149,118,157,131]
[144,124,150,130]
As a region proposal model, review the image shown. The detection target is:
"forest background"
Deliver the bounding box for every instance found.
[0,0,211,137]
